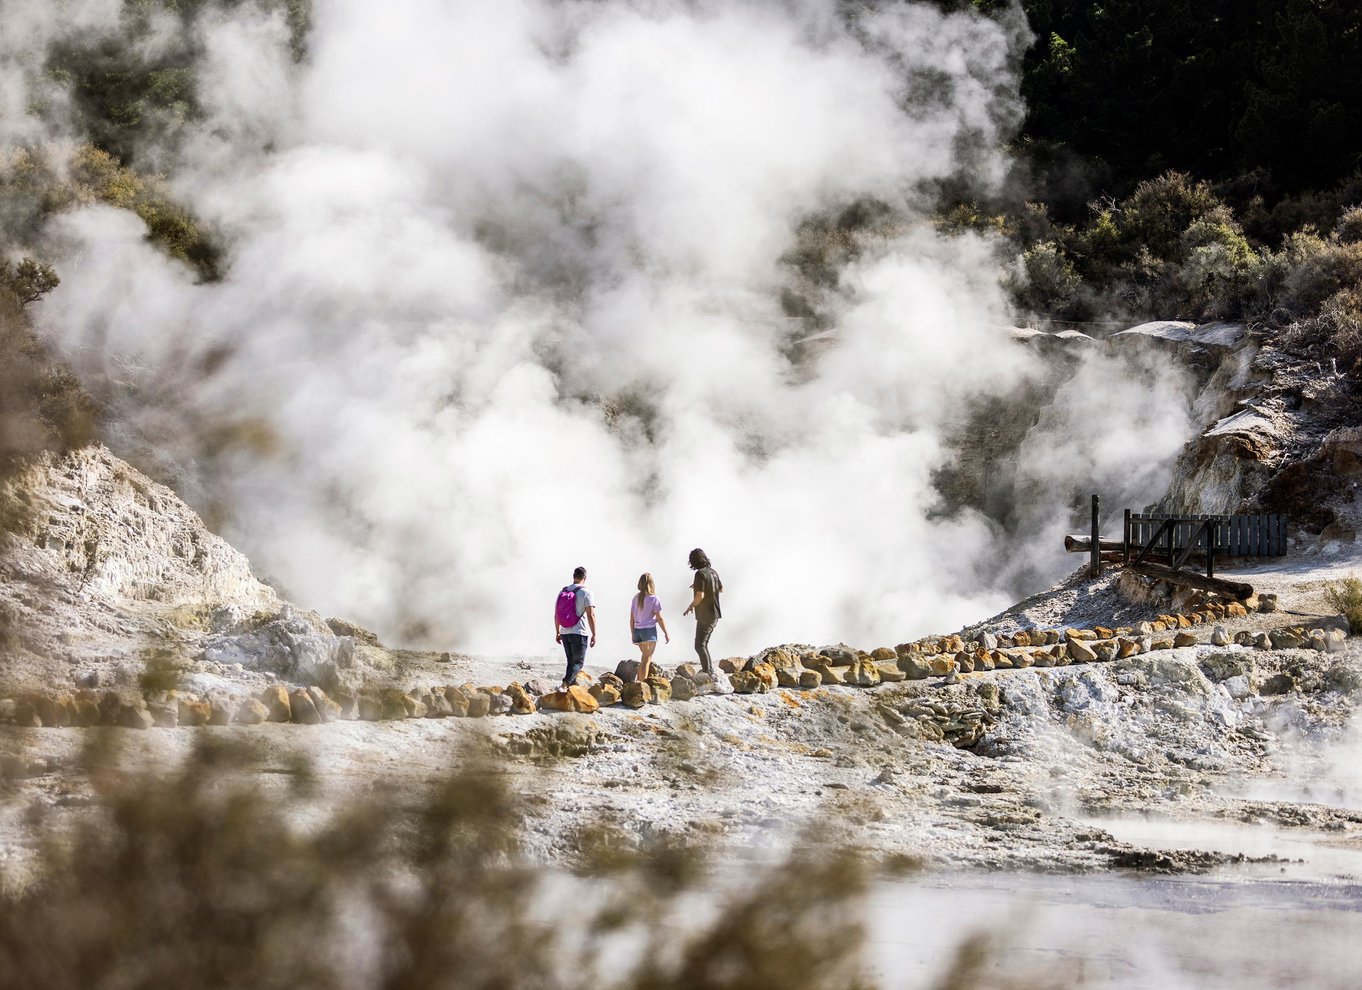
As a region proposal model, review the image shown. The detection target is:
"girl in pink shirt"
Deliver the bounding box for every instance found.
[629,572,670,681]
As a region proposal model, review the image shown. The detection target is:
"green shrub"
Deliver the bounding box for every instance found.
[1324,574,1362,633]
[1336,205,1362,245]
[1007,240,1082,319]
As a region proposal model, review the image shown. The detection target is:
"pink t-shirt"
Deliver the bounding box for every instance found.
[631,594,662,628]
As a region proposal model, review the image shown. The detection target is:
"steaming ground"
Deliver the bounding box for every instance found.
[17,0,1195,655]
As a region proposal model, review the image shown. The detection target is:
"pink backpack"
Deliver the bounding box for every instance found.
[555,586,582,628]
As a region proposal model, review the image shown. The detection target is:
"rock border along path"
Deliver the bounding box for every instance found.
[1,595,1349,733]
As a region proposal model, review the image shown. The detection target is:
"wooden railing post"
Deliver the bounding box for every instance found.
[1090,493,1101,578]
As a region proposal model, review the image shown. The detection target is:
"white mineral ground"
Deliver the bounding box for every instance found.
[5,451,1362,986]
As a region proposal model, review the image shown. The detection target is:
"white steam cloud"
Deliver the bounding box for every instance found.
[17,0,1191,656]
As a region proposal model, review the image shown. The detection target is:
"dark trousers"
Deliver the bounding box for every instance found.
[694,617,718,674]
[561,634,588,685]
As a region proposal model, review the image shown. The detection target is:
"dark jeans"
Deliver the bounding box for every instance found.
[694,617,718,674]
[561,634,588,685]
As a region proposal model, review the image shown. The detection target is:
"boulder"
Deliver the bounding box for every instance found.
[1269,628,1306,650]
[72,698,101,727]
[11,700,41,728]
[743,660,779,690]
[308,686,341,722]
[148,702,178,728]
[955,652,975,674]
[799,669,822,689]
[289,689,323,725]
[615,659,641,682]
[33,695,72,728]
[351,693,379,721]
[927,656,956,677]
[1259,672,1296,695]
[621,681,652,708]
[1210,626,1231,646]
[718,657,744,675]
[1173,632,1199,649]
[811,663,844,686]
[260,684,292,723]
[117,703,154,730]
[1094,626,1114,639]
[465,693,491,718]
[844,658,881,687]
[731,671,767,694]
[539,686,599,713]
[1011,652,1034,669]
[674,663,701,680]
[590,681,623,706]
[1117,638,1141,659]
[708,670,734,695]
[505,683,535,714]
[487,692,513,716]
[876,662,906,683]
[645,676,672,703]
[1067,639,1097,664]
[234,698,269,725]
[1065,629,1097,642]
[870,646,897,662]
[669,677,697,702]
[1258,594,1279,613]
[1253,632,1271,650]
[775,666,802,688]
[522,678,558,698]
[1325,628,1348,653]
[1151,638,1175,651]
[897,656,933,680]
[178,699,212,727]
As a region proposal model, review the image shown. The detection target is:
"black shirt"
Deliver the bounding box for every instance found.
[691,567,723,622]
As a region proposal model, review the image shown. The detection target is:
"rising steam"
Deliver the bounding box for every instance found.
[15,0,1191,655]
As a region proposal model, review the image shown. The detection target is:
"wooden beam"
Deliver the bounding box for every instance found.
[1127,562,1253,600]
[1064,535,1125,553]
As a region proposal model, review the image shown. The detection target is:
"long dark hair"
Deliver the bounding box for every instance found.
[688,548,710,570]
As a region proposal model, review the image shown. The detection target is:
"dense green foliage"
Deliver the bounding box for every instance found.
[1022,1,1362,205]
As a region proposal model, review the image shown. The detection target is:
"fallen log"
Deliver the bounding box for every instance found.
[1126,562,1253,601]
[1064,535,1125,553]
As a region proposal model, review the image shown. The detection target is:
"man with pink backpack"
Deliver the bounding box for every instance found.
[553,566,597,687]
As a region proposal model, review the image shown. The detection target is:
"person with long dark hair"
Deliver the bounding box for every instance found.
[682,548,722,674]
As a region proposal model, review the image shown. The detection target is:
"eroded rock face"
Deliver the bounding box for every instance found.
[204,604,356,686]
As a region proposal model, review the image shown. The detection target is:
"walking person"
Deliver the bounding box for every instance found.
[629,572,670,682]
[682,548,722,674]
[553,566,596,688]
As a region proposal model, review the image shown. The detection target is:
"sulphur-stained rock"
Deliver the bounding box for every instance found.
[12,700,41,728]
[1011,652,1034,668]
[505,683,535,714]
[1135,621,1154,637]
[674,662,701,680]
[795,669,819,689]
[1032,652,1054,667]
[289,689,323,725]
[1012,630,1031,648]
[718,657,744,675]
[440,686,468,717]
[33,695,71,728]
[744,660,778,690]
[1259,672,1296,695]
[668,677,696,701]
[870,646,897,662]
[1175,614,1192,629]
[898,656,933,679]
[954,652,975,674]
[1173,632,1198,648]
[371,690,402,720]
[117,703,153,730]
[308,686,341,722]
[730,670,766,694]
[645,676,672,703]
[621,681,652,708]
[1066,628,1096,642]
[811,664,844,686]
[234,698,269,724]
[1258,594,1279,613]
[487,692,512,716]
[178,699,212,727]
[1151,638,1175,651]
[1092,643,1117,662]
[927,656,955,677]
[1269,628,1306,650]
[207,696,238,725]
[1151,621,1168,633]
[260,684,291,723]
[72,698,101,727]
[465,693,491,718]
[590,681,623,705]
[147,702,177,728]
[1094,626,1114,639]
[1067,639,1097,664]
[615,659,641,682]
[1225,602,1250,618]
[844,658,881,687]
[1118,638,1141,659]
[539,686,599,713]
[775,665,802,687]
[876,662,906,683]
[1210,626,1231,646]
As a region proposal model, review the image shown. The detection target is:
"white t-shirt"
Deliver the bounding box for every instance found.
[558,584,595,636]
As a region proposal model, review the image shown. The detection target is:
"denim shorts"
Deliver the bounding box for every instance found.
[632,626,658,644]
